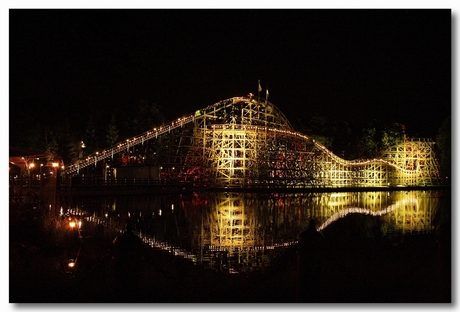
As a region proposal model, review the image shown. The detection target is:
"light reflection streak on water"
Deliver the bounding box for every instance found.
[316,197,417,232]
[66,208,297,264]
[66,208,197,259]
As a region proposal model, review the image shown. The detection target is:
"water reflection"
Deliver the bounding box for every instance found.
[317,191,438,233]
[69,190,448,274]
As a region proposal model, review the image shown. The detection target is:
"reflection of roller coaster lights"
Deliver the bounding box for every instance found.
[64,190,432,271]
[317,197,417,231]
[67,217,81,230]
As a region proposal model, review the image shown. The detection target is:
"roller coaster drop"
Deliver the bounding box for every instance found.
[63,96,441,188]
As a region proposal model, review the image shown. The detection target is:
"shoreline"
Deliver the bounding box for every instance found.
[62,184,451,196]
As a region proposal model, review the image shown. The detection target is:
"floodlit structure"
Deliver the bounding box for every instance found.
[63,96,441,187]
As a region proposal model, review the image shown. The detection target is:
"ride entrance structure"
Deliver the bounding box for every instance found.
[62,95,441,189]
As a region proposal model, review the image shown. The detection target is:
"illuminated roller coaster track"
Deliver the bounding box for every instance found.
[62,96,441,187]
[63,96,260,175]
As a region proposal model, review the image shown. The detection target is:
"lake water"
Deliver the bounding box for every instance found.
[66,189,451,275]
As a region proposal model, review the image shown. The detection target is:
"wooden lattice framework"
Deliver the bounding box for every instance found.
[184,125,441,187]
[62,96,442,187]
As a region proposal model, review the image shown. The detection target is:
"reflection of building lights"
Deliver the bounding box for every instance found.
[68,259,76,268]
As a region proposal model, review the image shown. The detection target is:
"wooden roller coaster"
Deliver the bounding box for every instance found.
[62,96,441,188]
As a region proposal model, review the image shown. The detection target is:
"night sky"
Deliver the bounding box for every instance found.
[9,9,452,140]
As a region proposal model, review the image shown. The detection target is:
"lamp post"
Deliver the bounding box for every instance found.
[28,162,35,190]
[49,162,59,217]
[79,141,86,159]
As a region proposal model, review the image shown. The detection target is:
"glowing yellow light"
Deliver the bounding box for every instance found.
[69,220,76,228]
[68,260,76,268]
